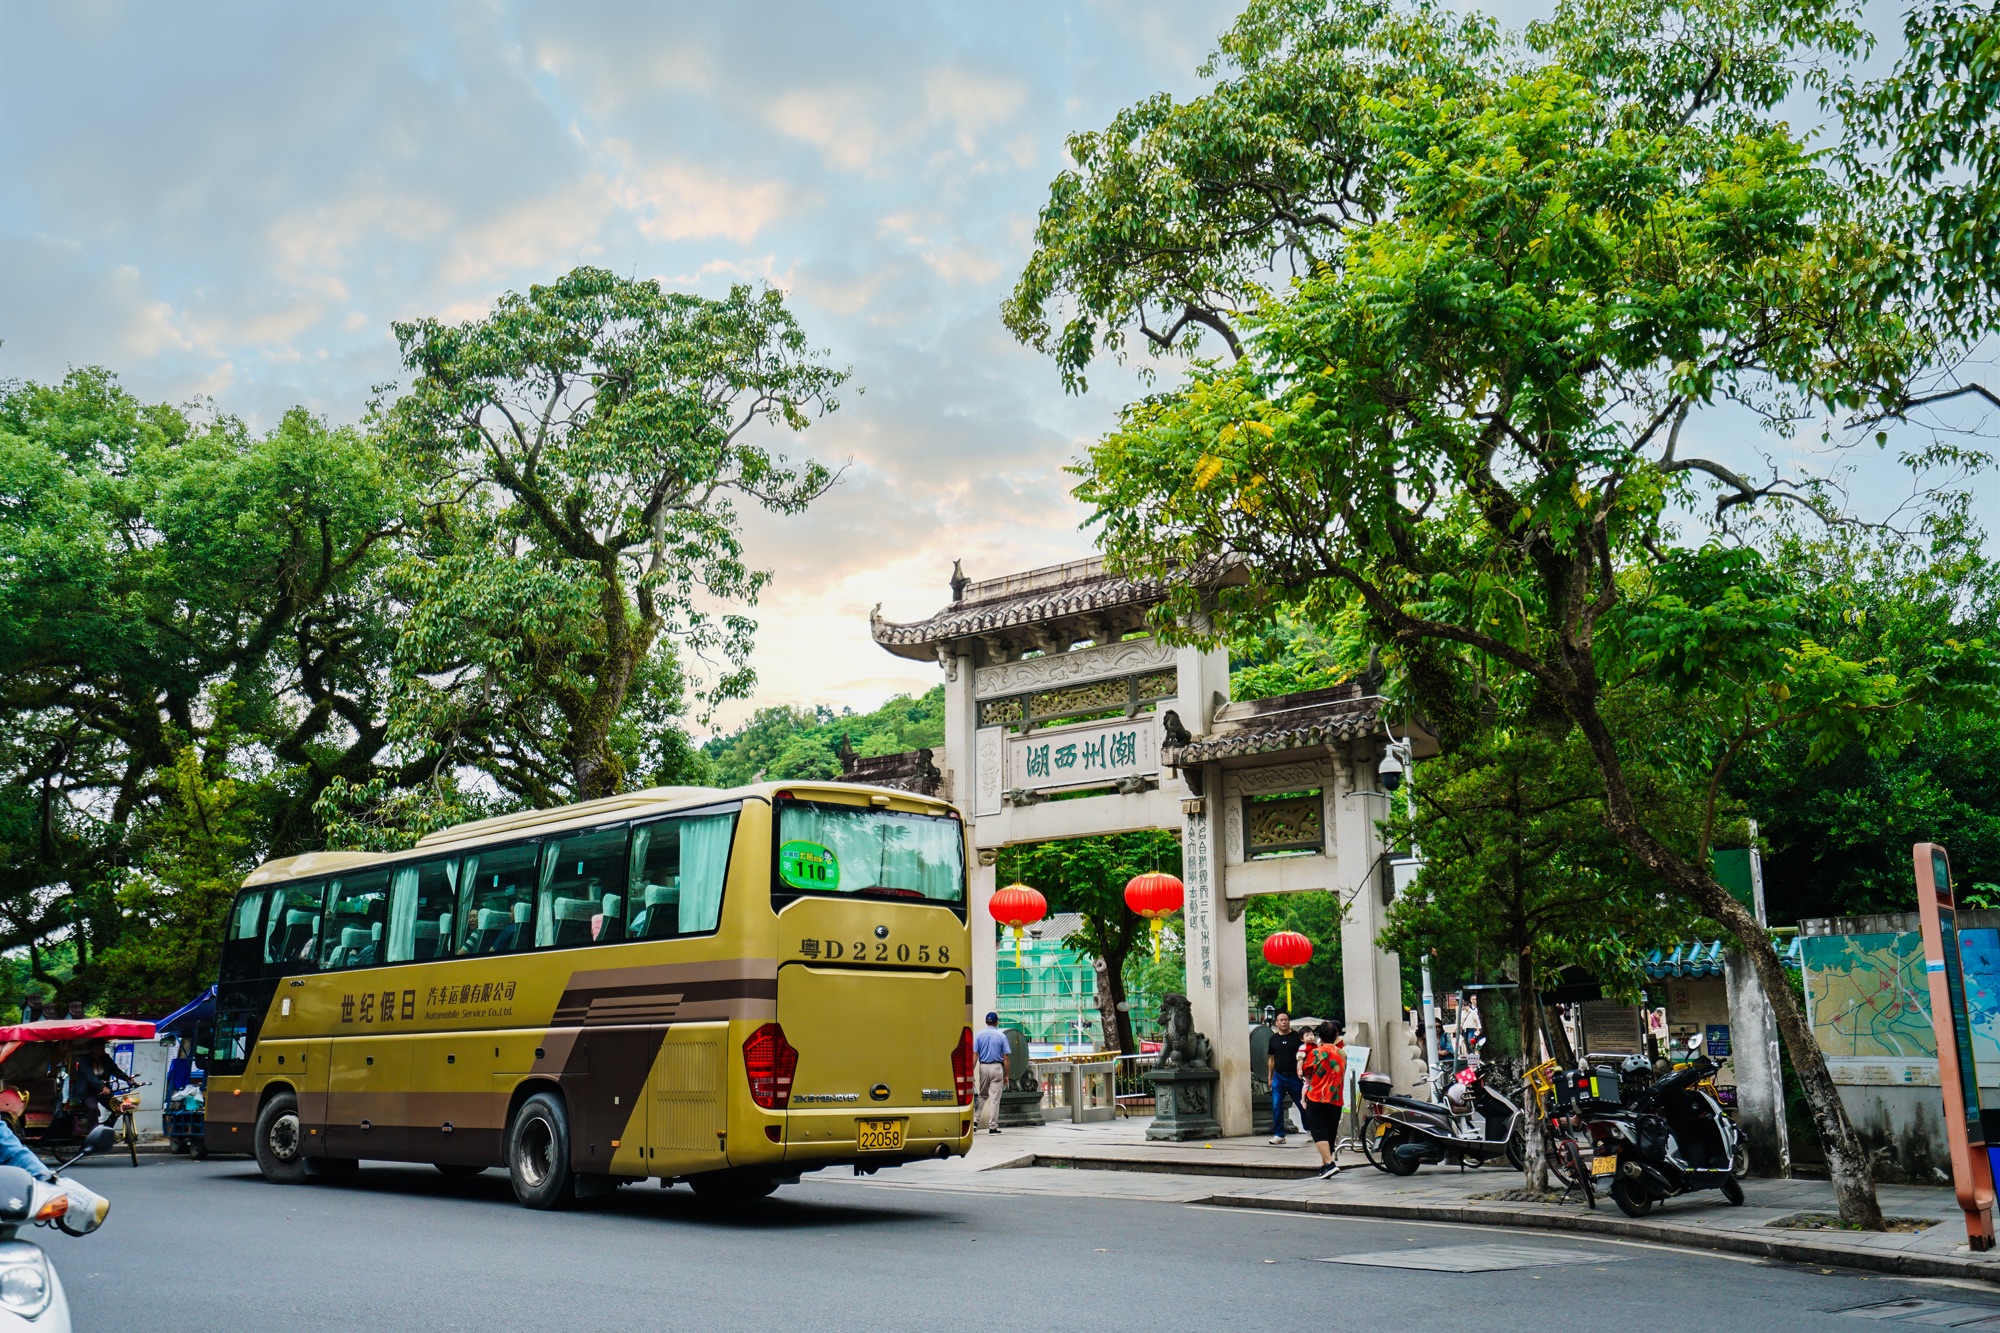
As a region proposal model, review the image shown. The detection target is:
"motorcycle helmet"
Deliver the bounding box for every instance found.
[1618,1054,1650,1077]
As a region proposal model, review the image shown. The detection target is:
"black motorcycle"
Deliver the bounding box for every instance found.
[1580,1038,1744,1217]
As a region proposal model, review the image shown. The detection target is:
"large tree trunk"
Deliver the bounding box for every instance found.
[1094,945,1138,1053]
[1518,948,1549,1192]
[1573,707,1885,1228]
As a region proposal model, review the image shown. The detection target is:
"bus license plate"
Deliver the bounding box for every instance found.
[857,1119,906,1152]
[1590,1155,1618,1176]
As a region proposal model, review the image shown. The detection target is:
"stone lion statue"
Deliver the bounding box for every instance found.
[1156,993,1212,1070]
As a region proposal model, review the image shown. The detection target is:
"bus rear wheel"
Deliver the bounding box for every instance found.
[253,1092,309,1185]
[507,1092,575,1210]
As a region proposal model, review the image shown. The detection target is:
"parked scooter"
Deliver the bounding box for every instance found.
[1582,1033,1744,1217]
[0,1124,116,1330]
[1360,1055,1525,1176]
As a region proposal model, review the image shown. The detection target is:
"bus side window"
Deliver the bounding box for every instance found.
[387,858,460,963]
[220,889,267,982]
[535,825,629,949]
[263,880,328,972]
[321,869,392,970]
[626,813,734,939]
[456,842,537,956]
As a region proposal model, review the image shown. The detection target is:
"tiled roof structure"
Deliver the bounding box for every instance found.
[870,556,1210,662]
[1165,679,1387,767]
[1640,938,1803,979]
[837,746,944,797]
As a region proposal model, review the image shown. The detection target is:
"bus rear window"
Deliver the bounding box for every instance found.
[774,802,964,908]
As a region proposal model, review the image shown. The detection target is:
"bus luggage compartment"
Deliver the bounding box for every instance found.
[774,963,967,1157]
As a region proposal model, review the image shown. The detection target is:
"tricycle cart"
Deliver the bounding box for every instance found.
[0,1016,157,1169]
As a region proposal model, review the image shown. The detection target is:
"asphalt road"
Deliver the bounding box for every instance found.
[39,1155,2000,1331]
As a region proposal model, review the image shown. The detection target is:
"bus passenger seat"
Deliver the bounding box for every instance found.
[597,895,623,942]
[635,885,678,938]
[551,897,596,948]
[413,919,439,959]
[472,907,511,953]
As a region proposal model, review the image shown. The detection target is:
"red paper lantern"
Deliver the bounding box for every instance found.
[1261,930,1314,1010]
[1123,871,1185,962]
[989,883,1047,966]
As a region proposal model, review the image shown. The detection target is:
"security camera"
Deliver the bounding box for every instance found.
[1378,748,1406,792]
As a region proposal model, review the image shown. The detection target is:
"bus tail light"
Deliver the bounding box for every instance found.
[744,1023,799,1110]
[951,1027,974,1103]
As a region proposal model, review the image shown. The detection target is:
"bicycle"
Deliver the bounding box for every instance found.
[1525,1059,1595,1208]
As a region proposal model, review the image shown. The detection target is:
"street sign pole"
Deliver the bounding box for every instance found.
[1914,842,1996,1250]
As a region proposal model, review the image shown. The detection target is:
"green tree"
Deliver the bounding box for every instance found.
[1843,0,2000,342]
[1382,721,1703,1187]
[0,372,411,1007]
[1730,511,2000,920]
[996,832,1182,1052]
[1244,891,1344,1019]
[385,268,847,804]
[702,688,946,787]
[1020,0,1998,1226]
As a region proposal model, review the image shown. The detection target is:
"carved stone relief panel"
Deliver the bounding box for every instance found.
[972,635,1175,700]
[974,726,1004,818]
[1235,761,1332,797]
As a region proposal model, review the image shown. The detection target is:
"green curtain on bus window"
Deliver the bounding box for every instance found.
[535,842,561,948]
[456,853,481,954]
[677,814,732,932]
[781,806,959,901]
[386,864,422,962]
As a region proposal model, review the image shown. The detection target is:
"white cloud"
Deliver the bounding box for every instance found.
[609,154,795,245]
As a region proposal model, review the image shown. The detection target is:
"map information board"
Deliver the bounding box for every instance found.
[1802,929,2000,1087]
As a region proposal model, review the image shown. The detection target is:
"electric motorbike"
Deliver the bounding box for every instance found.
[0,1124,116,1330]
[1582,1035,1744,1217]
[1360,1063,1525,1176]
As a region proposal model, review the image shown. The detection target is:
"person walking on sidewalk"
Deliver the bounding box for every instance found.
[973,1013,1012,1134]
[1267,1011,1306,1144]
[1299,1020,1347,1178]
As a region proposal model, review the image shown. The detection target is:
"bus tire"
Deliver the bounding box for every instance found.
[507,1092,575,1210]
[253,1092,309,1185]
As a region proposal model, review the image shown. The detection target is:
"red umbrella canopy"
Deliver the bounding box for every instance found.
[1123,871,1184,920]
[988,883,1047,929]
[1261,930,1314,970]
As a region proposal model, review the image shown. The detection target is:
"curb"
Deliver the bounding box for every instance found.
[1201,1191,2000,1284]
[1024,1153,1320,1181]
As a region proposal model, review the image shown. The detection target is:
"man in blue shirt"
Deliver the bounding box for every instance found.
[973,1013,1012,1134]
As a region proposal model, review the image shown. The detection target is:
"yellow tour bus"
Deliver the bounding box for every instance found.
[202,781,975,1206]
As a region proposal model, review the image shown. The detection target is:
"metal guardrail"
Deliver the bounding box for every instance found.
[1113,1051,1160,1092]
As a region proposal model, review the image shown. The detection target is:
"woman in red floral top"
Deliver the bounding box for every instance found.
[1298,1021,1346,1178]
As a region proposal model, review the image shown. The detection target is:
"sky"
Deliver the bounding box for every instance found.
[1,0,1978,738]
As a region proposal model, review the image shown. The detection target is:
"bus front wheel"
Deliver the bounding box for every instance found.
[253,1092,309,1186]
[507,1092,575,1210]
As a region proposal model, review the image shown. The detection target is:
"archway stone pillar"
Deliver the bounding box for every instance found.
[1183,762,1251,1136]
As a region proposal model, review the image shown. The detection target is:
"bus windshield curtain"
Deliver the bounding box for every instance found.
[387,864,422,962]
[677,814,732,932]
[781,806,960,902]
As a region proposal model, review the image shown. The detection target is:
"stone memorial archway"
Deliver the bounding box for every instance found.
[861,557,1430,1136]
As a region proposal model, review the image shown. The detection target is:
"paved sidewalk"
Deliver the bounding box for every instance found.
[826,1117,2000,1283]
